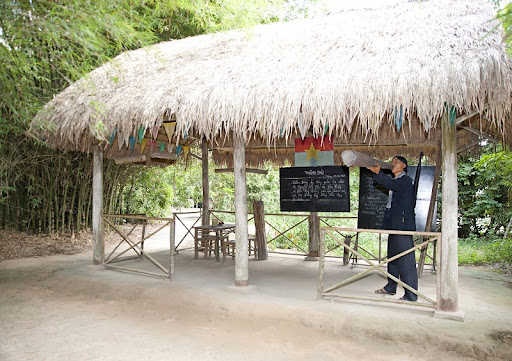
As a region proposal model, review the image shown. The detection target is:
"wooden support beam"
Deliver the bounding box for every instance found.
[202,138,210,227]
[151,151,177,160]
[306,212,320,260]
[455,111,480,126]
[93,145,104,265]
[436,110,464,320]
[215,167,268,175]
[253,200,267,260]
[189,152,201,161]
[114,155,146,164]
[233,133,249,287]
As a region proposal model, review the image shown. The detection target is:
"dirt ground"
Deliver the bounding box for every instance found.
[1,223,512,361]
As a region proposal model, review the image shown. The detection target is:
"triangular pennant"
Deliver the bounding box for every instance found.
[140,138,147,154]
[152,124,159,139]
[138,126,145,144]
[394,105,403,132]
[176,145,182,156]
[297,113,306,139]
[109,126,117,146]
[183,145,190,161]
[129,136,136,152]
[150,140,156,153]
[163,122,176,143]
[158,142,165,152]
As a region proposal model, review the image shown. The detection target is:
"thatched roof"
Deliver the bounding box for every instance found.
[30,0,512,165]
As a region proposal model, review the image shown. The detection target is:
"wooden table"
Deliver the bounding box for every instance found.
[193,223,235,261]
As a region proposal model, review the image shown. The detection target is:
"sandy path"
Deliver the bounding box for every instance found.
[1,249,511,361]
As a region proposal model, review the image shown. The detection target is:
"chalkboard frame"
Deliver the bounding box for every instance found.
[280,166,350,212]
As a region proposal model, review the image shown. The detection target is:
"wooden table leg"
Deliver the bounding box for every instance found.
[194,228,198,259]
[215,230,220,262]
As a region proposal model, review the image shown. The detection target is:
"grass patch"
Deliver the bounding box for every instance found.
[458,237,512,271]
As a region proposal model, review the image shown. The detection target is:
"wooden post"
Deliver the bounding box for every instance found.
[435,110,464,321]
[343,236,352,265]
[92,145,104,265]
[233,133,249,286]
[418,149,441,277]
[201,137,210,226]
[317,229,326,299]
[305,212,320,260]
[169,219,175,281]
[253,200,267,260]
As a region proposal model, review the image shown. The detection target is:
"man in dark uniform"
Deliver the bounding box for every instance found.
[367,156,418,301]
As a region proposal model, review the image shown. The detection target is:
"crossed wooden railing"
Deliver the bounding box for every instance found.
[318,227,441,308]
[103,214,175,280]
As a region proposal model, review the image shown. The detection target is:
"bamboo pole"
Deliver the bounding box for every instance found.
[321,294,435,309]
[418,149,441,277]
[92,145,104,265]
[104,265,168,278]
[215,167,268,175]
[233,133,249,286]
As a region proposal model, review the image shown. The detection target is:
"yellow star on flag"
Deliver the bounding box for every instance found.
[305,143,320,161]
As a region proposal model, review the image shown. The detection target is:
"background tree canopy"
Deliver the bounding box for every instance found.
[0,0,317,233]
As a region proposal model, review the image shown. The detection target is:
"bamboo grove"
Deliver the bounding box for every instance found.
[0,0,311,234]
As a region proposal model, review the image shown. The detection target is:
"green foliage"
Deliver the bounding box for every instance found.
[458,237,512,270]
[495,2,512,54]
[122,167,172,217]
[0,0,313,233]
[458,146,512,239]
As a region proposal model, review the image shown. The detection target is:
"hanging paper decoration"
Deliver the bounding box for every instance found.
[167,144,173,152]
[138,126,145,144]
[176,145,182,156]
[394,105,403,131]
[158,142,165,152]
[280,124,285,138]
[109,126,117,146]
[129,136,136,152]
[449,105,457,126]
[152,124,159,139]
[119,133,129,151]
[140,138,147,154]
[324,123,329,135]
[150,140,156,153]
[183,145,190,161]
[163,121,176,143]
[297,113,305,139]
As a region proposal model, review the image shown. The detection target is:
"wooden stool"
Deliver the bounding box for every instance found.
[221,237,258,262]
[248,236,257,258]
[222,238,236,262]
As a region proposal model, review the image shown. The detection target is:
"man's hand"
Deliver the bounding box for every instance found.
[367,163,381,174]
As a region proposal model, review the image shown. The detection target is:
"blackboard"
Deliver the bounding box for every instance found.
[357,166,438,231]
[280,166,350,212]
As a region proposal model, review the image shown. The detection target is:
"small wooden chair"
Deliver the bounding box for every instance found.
[221,236,258,262]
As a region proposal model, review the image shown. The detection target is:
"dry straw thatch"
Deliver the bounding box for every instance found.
[30,0,512,162]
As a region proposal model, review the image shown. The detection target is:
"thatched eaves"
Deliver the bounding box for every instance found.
[30,0,512,163]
